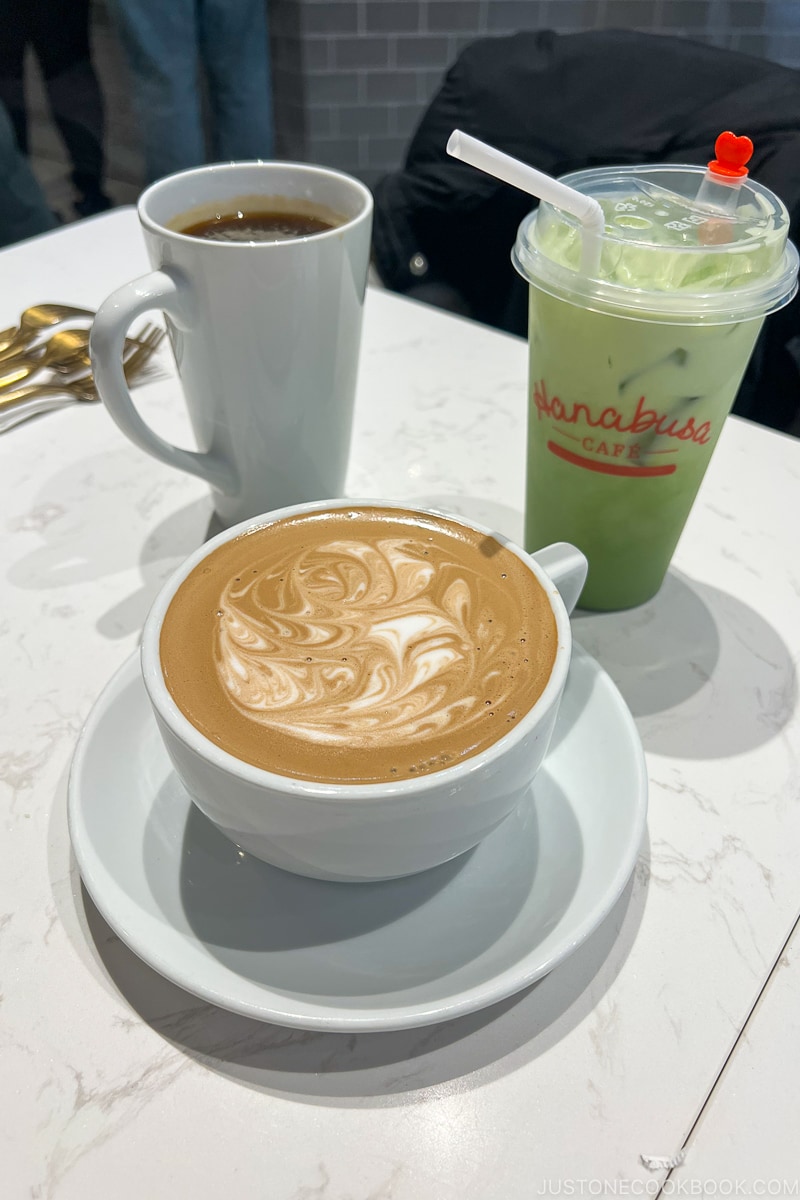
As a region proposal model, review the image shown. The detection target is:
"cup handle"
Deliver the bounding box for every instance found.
[89,270,237,495]
[530,542,588,615]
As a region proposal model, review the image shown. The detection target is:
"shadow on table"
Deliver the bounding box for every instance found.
[70,831,646,1106]
[93,498,211,639]
[572,567,796,759]
[4,447,210,638]
[388,495,796,760]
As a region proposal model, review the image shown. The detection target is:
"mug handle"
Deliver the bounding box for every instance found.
[531,542,588,615]
[89,271,237,495]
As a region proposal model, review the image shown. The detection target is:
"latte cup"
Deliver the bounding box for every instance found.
[140,500,588,882]
[90,162,373,527]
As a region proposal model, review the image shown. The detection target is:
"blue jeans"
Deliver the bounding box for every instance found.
[108,0,275,184]
[0,0,110,209]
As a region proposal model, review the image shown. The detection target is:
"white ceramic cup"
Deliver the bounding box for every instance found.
[89,162,373,527]
[140,500,588,883]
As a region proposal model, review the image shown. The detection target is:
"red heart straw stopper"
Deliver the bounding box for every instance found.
[708,131,753,178]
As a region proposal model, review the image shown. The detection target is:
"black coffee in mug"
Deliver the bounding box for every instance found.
[173,196,345,243]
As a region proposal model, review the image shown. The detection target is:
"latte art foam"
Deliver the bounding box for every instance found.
[217,537,511,746]
[160,508,557,783]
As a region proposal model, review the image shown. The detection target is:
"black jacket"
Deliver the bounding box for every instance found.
[373,30,800,431]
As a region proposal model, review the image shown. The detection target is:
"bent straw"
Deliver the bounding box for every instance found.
[447,129,605,276]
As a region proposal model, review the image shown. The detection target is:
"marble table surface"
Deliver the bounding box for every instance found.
[2,209,799,1198]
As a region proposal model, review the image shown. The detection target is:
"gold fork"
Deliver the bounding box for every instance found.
[0,327,165,430]
[0,303,96,359]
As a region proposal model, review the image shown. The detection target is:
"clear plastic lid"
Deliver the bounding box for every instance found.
[513,164,799,324]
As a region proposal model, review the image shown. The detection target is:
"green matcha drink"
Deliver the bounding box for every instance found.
[513,160,798,610]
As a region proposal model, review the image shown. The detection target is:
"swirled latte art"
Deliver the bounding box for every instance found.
[160,508,557,783]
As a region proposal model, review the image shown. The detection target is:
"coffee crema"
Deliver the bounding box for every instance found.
[160,507,558,784]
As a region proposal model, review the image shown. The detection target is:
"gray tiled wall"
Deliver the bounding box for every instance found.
[269,0,800,185]
[24,0,800,214]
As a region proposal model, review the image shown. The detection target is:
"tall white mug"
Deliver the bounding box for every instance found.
[90,162,373,526]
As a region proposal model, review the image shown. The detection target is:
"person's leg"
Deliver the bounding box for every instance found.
[0,2,31,155]
[0,100,59,247]
[106,0,205,183]
[29,0,111,215]
[199,0,274,162]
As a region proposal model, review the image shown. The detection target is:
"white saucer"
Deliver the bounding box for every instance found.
[68,647,647,1032]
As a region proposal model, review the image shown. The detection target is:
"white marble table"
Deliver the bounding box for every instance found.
[2,209,799,1198]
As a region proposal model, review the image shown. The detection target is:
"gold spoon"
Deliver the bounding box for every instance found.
[46,324,164,377]
[0,327,98,391]
[0,327,165,429]
[0,303,96,358]
[47,324,166,378]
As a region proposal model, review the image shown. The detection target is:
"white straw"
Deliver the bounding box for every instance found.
[447,129,605,276]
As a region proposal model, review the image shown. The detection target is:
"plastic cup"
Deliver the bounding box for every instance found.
[513,164,798,610]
